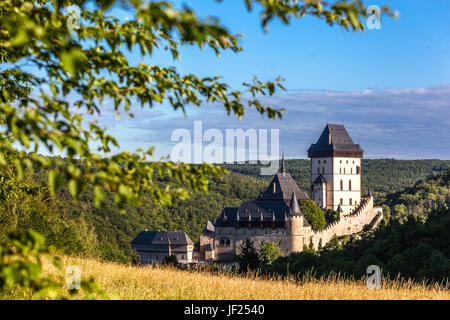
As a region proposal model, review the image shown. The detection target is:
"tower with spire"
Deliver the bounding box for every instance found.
[308,124,363,215]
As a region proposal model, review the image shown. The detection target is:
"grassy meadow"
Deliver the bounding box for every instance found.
[6,255,448,300]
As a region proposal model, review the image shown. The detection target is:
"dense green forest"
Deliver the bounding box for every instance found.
[262,169,450,282]
[0,161,267,262]
[0,158,448,266]
[223,159,450,200]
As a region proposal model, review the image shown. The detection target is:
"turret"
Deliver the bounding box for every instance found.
[288,191,311,252]
[289,191,301,216]
[281,154,286,174]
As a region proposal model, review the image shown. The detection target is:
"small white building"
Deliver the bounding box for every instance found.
[131,231,194,265]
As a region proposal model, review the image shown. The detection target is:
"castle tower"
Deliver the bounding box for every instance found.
[288,191,312,252]
[308,124,363,215]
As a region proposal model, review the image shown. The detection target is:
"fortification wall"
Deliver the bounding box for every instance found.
[311,196,382,250]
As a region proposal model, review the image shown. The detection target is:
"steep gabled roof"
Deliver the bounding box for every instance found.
[308,124,363,158]
[202,220,215,235]
[215,201,290,226]
[258,172,309,204]
[131,231,194,246]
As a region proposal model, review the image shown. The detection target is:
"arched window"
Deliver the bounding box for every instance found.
[220,238,225,246]
[322,167,325,174]
[317,167,320,174]
[340,180,343,190]
[226,239,231,246]
[349,180,352,191]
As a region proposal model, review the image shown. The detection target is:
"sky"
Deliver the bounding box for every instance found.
[89,0,450,160]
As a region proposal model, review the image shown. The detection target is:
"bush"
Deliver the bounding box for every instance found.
[299,200,326,231]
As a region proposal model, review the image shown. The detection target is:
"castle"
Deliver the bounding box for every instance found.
[200,124,383,262]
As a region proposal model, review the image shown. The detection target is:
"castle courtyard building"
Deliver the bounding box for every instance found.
[131,231,194,265]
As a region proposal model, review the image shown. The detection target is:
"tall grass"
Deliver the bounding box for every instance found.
[5,255,450,300]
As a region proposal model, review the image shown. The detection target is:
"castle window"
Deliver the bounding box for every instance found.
[356,166,361,174]
[261,241,264,245]
[340,168,342,174]
[349,198,352,205]
[226,239,231,246]
[346,160,348,164]
[351,168,353,174]
[279,241,281,245]
[349,180,352,191]
[344,168,346,174]
[340,198,343,205]
[317,167,320,174]
[181,255,185,260]
[318,160,321,164]
[353,160,355,164]
[340,180,343,191]
[322,167,325,174]
[324,160,326,164]
[340,160,342,164]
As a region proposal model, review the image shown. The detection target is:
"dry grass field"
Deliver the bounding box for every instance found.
[5,255,450,300]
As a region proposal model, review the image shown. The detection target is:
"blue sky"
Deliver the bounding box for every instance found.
[90,0,450,160]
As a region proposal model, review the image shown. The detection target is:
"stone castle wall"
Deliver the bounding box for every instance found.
[311,196,383,250]
[201,197,383,262]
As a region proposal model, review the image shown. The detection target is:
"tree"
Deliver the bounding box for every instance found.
[393,204,407,217]
[238,238,261,272]
[325,209,340,225]
[381,204,391,225]
[162,254,178,267]
[259,241,283,265]
[0,0,395,297]
[299,200,326,231]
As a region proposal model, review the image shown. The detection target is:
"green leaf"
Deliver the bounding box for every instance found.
[48,170,60,196]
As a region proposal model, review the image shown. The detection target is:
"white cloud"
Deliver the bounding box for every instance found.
[92,84,450,160]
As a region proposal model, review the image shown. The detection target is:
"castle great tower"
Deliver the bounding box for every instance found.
[308,124,363,215]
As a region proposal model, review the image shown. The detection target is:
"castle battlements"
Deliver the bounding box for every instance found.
[311,195,382,250]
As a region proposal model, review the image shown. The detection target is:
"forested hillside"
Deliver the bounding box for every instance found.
[1,158,448,264]
[223,159,449,198]
[0,162,266,262]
